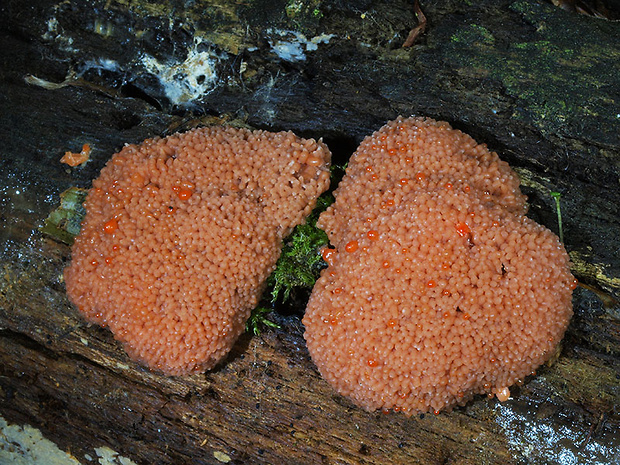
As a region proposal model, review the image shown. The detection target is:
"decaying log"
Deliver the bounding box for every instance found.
[1,0,619,464]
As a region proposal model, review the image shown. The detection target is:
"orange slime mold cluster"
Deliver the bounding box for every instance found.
[303,117,575,415]
[65,126,331,375]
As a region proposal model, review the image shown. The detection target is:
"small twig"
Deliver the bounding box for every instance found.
[550,191,564,243]
[402,0,427,48]
[581,412,606,448]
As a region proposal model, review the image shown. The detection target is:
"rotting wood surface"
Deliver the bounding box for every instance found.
[1,1,619,464]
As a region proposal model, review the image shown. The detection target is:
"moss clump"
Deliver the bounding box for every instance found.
[269,194,332,302]
[40,187,88,245]
[443,1,620,146]
[246,193,332,335]
[246,165,348,335]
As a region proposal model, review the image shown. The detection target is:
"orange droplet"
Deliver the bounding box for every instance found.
[400,178,409,185]
[367,230,379,240]
[455,222,470,237]
[367,358,378,367]
[427,279,436,288]
[416,172,426,181]
[445,182,453,190]
[365,166,373,172]
[388,148,396,155]
[463,184,471,193]
[330,318,338,326]
[463,313,470,320]
[370,174,378,181]
[345,240,359,253]
[442,290,451,296]
[382,260,390,268]
[570,279,578,290]
[496,387,511,402]
[333,288,342,294]
[103,219,118,234]
[90,260,99,267]
[322,248,337,265]
[387,319,397,328]
[178,188,193,200]
[104,257,112,265]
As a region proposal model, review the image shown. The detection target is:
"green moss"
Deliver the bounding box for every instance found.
[450,24,495,46]
[264,164,346,307]
[245,192,332,335]
[285,0,324,27]
[245,165,347,335]
[269,194,332,303]
[40,187,88,245]
[442,1,620,144]
[246,305,281,335]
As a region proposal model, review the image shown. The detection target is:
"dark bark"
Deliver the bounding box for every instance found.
[1,1,619,464]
